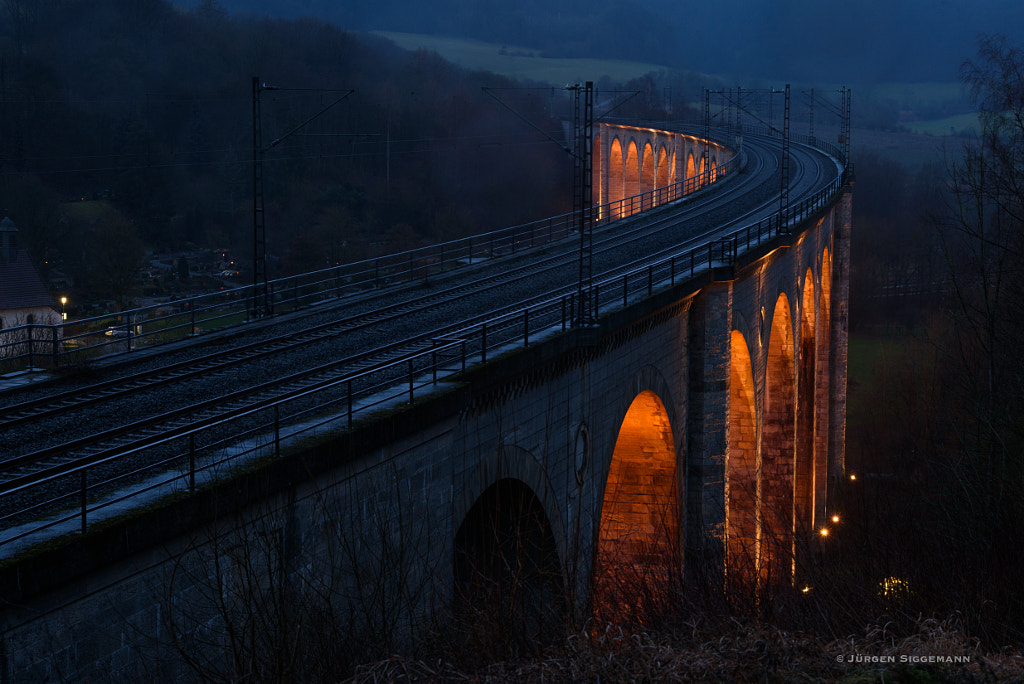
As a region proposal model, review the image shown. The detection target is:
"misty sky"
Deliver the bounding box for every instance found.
[175,0,1024,84]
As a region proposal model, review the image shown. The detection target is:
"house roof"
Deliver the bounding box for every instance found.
[0,249,57,311]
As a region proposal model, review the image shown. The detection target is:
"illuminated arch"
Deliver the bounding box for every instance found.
[710,158,718,183]
[762,293,795,585]
[698,156,707,187]
[624,140,640,214]
[656,145,670,190]
[814,249,833,522]
[728,330,758,588]
[609,138,624,219]
[641,142,655,199]
[821,249,832,315]
[594,390,679,623]
[795,270,816,541]
[685,153,696,191]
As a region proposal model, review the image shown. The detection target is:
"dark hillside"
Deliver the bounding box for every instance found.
[0,0,571,295]
[177,0,1024,82]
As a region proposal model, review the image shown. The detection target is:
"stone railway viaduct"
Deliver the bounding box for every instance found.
[594,122,730,219]
[0,123,850,680]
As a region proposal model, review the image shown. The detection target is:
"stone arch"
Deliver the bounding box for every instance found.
[698,156,707,187]
[761,292,795,585]
[821,248,832,313]
[656,144,670,191]
[795,269,816,542]
[453,444,566,570]
[814,249,833,522]
[609,138,624,218]
[685,152,696,191]
[728,330,758,587]
[710,157,718,183]
[641,142,655,197]
[454,478,565,645]
[624,140,640,212]
[594,388,680,623]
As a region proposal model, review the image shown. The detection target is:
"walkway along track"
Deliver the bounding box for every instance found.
[0,127,847,551]
[0,129,763,445]
[0,126,778,438]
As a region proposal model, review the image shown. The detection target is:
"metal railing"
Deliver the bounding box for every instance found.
[0,157,845,552]
[0,143,740,375]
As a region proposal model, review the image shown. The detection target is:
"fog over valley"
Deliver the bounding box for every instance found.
[176,0,1024,83]
[5,0,1024,680]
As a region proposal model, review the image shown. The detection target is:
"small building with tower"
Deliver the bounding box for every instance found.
[0,217,61,333]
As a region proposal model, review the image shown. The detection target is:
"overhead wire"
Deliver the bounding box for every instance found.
[0,86,570,177]
[0,133,565,177]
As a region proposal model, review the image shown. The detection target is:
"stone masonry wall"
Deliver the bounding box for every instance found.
[0,195,847,680]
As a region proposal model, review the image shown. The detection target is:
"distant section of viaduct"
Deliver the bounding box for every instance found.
[0,131,849,681]
[594,122,731,219]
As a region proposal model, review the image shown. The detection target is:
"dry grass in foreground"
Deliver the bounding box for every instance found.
[346,616,1024,683]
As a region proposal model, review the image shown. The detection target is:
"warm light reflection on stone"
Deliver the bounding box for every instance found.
[593,390,679,625]
[728,330,758,590]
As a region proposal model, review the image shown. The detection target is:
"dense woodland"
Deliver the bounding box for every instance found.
[0,0,609,306]
[194,0,1024,83]
[838,35,1024,658]
[5,0,1024,679]
[0,0,968,310]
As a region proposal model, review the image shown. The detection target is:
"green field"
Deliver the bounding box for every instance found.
[373,31,684,85]
[846,331,938,464]
[373,31,980,165]
[904,112,980,135]
[855,81,966,109]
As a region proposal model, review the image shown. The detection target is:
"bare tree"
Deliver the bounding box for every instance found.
[3,0,36,57]
[88,216,145,312]
[162,466,442,680]
[938,35,1024,462]
[909,35,1024,640]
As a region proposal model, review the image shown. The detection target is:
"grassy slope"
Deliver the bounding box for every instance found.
[373,31,969,165]
[373,31,685,85]
[904,112,979,135]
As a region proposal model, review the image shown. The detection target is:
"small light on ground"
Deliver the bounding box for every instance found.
[880,576,911,600]
[819,527,829,537]
[832,514,840,523]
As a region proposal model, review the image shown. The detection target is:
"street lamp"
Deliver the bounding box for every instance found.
[60,296,67,321]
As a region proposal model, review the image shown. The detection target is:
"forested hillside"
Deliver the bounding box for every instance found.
[182,0,1024,83]
[0,0,575,300]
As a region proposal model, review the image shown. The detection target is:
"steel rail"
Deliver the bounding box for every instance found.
[0,134,760,439]
[3,137,830,477]
[0,129,846,548]
[0,124,738,371]
[0,133,813,462]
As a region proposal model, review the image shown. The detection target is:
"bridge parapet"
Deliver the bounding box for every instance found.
[594,122,737,220]
[0,127,739,373]
[0,123,852,681]
[0,122,766,572]
[0,130,848,558]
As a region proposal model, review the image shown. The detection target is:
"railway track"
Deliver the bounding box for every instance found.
[0,129,843,535]
[0,131,774,439]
